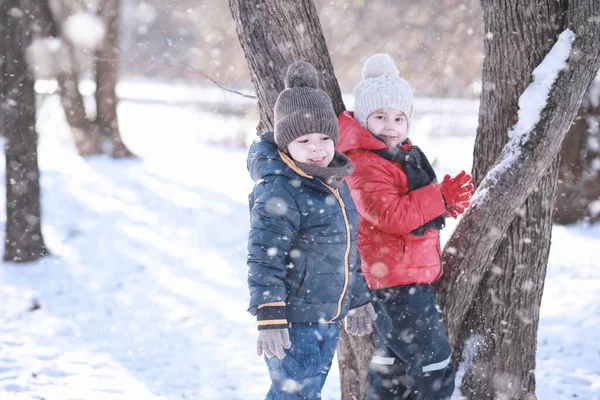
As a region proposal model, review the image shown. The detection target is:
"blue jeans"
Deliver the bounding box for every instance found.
[264,322,339,400]
[367,284,455,400]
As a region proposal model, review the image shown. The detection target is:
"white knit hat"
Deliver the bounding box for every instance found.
[354,54,414,131]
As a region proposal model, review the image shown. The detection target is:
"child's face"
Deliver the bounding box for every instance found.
[366,108,408,148]
[286,133,335,167]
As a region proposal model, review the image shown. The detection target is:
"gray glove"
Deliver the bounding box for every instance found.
[257,328,292,360]
[345,303,377,336]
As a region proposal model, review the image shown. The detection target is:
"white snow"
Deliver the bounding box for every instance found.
[453,334,484,399]
[472,29,576,208]
[7,7,24,19]
[135,3,158,25]
[589,200,600,219]
[589,77,600,109]
[0,89,599,399]
[63,13,106,50]
[509,29,575,143]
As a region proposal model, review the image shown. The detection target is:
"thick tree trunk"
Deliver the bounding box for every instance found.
[95,0,133,158]
[455,3,563,398]
[555,80,600,224]
[1,0,49,262]
[434,1,600,398]
[229,0,344,133]
[229,2,372,398]
[459,165,558,399]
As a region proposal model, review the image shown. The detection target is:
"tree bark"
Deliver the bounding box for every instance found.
[455,3,563,397]
[555,80,600,224]
[229,0,344,134]
[1,0,49,262]
[337,321,373,400]
[229,2,373,398]
[95,0,133,158]
[434,1,600,398]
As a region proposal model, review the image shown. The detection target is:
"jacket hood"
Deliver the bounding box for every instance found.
[247,132,297,183]
[337,111,388,153]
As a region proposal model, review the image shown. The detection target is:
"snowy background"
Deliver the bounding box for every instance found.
[0,86,599,399]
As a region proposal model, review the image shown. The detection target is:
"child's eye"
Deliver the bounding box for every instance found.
[321,137,331,141]
[375,116,384,120]
[298,139,309,144]
[395,117,404,122]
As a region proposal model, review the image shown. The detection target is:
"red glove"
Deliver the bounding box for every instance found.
[445,206,460,219]
[445,200,470,219]
[439,171,474,208]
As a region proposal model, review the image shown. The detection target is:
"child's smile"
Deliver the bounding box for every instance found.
[286,133,334,167]
[308,156,327,164]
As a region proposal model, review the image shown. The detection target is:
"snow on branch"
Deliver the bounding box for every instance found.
[473,29,576,206]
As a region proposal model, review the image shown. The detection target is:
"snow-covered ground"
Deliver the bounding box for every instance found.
[0,96,598,399]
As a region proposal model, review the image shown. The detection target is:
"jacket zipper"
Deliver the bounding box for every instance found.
[322,183,350,323]
[276,150,351,322]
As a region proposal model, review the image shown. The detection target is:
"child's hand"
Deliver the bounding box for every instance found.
[445,206,460,219]
[345,303,377,336]
[257,328,291,360]
[439,171,474,207]
[445,200,470,219]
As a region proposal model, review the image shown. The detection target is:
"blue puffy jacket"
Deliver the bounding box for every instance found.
[247,132,371,324]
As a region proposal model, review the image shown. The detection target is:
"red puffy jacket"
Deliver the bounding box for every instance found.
[337,111,447,289]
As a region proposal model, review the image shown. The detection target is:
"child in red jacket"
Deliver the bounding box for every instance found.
[337,53,473,400]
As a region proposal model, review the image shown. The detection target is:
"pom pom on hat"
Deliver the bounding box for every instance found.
[284,61,319,89]
[362,53,399,80]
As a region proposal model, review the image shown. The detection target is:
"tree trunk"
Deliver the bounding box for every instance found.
[337,321,373,400]
[434,1,600,398]
[229,2,373,398]
[46,0,103,156]
[458,165,558,399]
[1,0,49,262]
[456,3,563,397]
[555,79,600,224]
[229,0,344,133]
[56,49,103,156]
[95,0,132,158]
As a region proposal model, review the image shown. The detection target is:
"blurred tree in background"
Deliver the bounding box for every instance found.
[555,81,600,224]
[0,0,51,262]
[45,0,133,157]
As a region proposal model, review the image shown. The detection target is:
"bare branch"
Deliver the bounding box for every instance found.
[163,63,257,100]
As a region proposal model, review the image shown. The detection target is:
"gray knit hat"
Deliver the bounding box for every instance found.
[354,54,414,131]
[274,61,339,150]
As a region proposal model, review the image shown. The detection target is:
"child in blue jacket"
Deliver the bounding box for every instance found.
[247,61,375,399]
